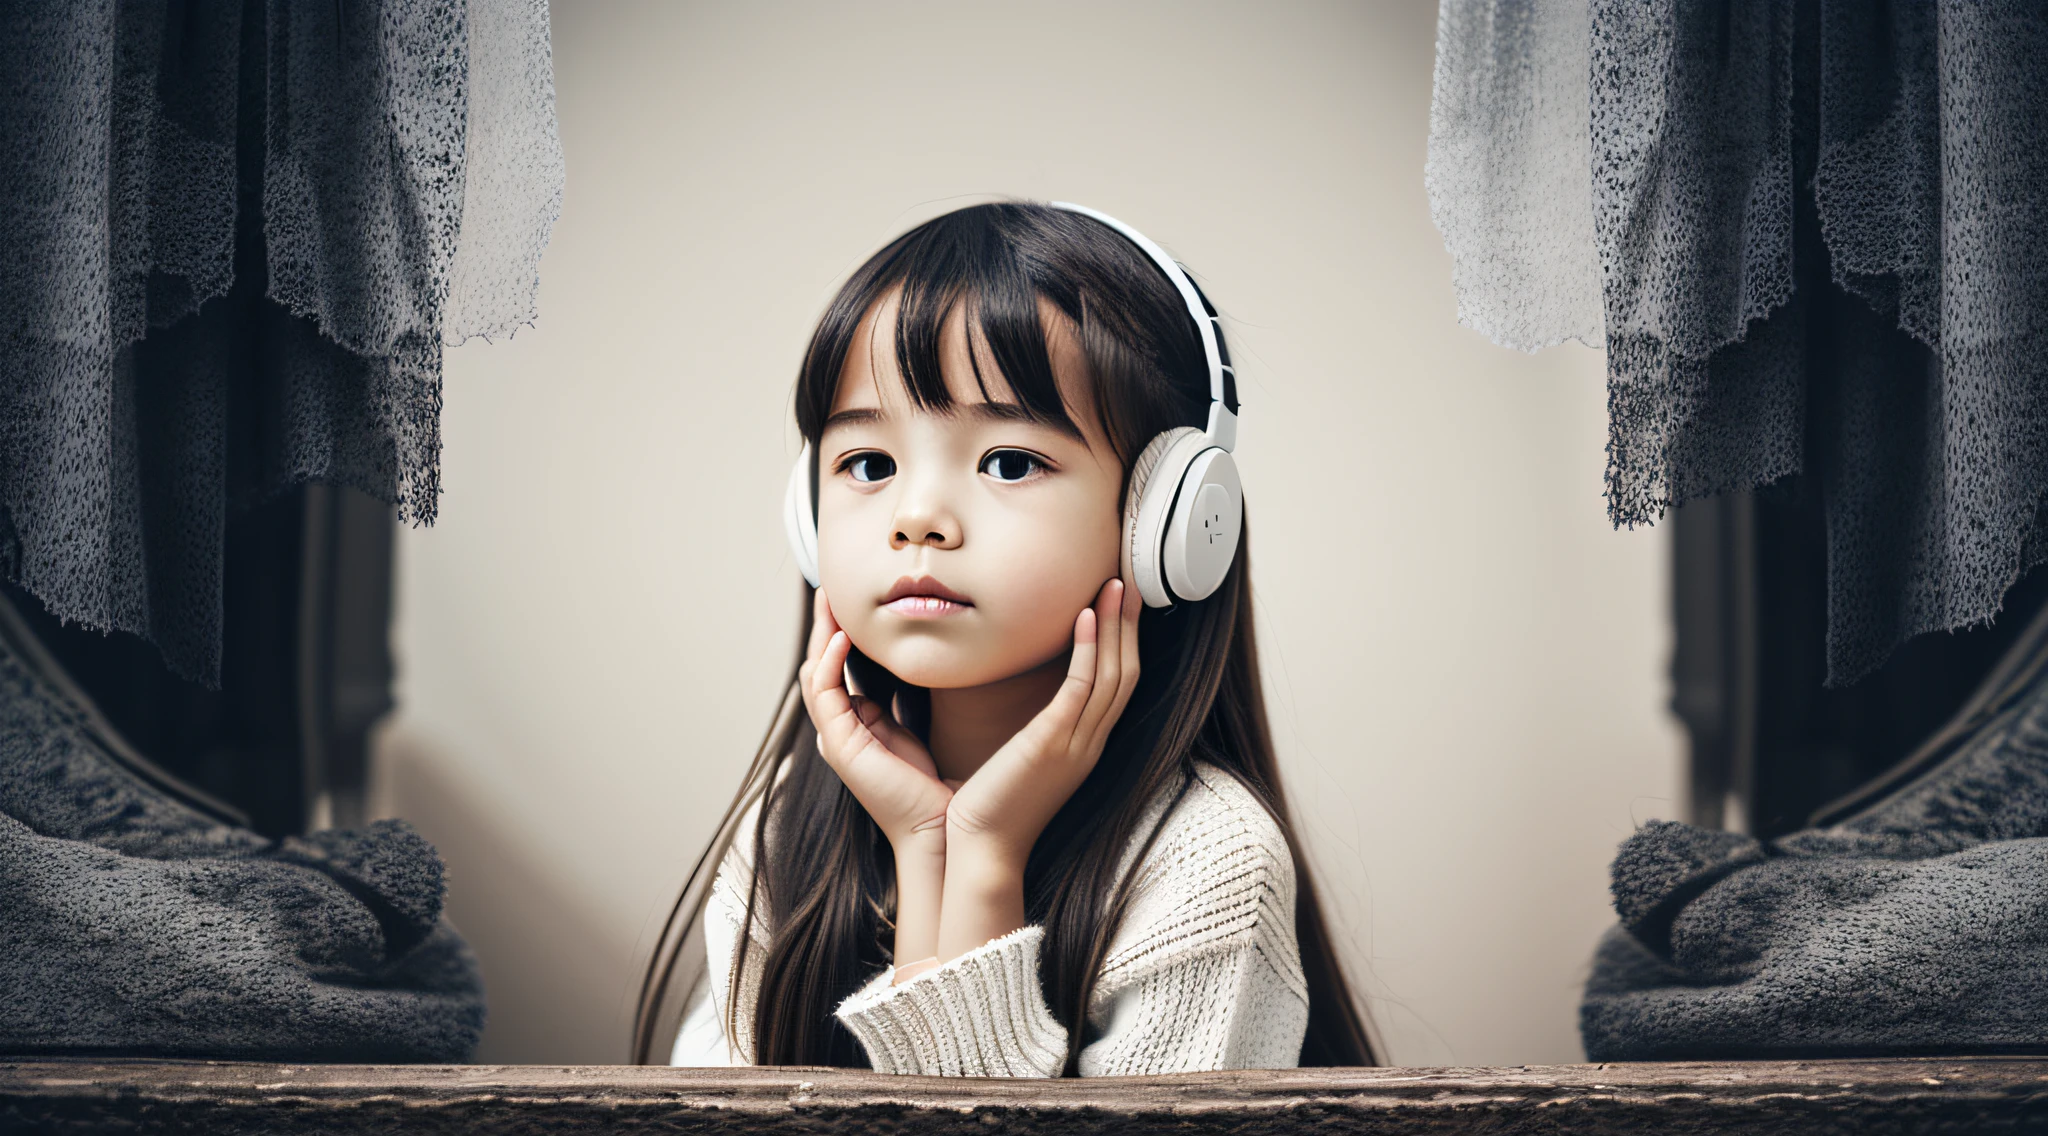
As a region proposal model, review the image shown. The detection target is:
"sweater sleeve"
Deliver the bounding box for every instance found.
[834,925,1070,1077]
[834,765,1310,1078]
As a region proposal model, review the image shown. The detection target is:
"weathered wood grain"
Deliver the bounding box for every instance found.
[3,1057,2045,1134]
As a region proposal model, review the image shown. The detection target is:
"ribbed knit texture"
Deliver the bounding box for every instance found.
[835,926,1070,1076]
[672,763,1309,1075]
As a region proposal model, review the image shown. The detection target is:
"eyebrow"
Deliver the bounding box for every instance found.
[822,408,886,430]
[821,402,1063,431]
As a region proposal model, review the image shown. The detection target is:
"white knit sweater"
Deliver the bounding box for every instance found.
[670,762,1309,1076]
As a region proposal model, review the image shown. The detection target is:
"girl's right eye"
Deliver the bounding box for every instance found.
[844,453,896,482]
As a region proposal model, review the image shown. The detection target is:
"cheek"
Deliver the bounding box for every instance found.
[976,492,1122,655]
[814,494,885,614]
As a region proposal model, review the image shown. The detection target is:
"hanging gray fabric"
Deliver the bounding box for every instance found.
[1581,601,2048,1058]
[0,589,484,1061]
[1429,1,2048,684]
[0,0,562,686]
[1425,0,1605,351]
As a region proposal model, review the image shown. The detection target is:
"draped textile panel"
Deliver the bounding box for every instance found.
[0,0,563,685]
[1429,1,2048,685]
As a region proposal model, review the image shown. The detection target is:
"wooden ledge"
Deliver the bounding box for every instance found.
[4,1056,2046,1134]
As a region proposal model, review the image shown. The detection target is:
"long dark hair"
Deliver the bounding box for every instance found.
[633,201,1374,1070]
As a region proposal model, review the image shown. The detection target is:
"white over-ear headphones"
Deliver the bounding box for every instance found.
[783,202,1243,608]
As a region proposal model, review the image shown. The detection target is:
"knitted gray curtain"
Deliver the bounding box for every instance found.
[1429,1,2048,685]
[0,0,563,686]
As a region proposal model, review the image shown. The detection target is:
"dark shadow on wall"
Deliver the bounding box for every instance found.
[373,722,638,1063]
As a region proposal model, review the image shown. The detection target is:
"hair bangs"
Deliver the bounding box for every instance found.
[798,208,1095,444]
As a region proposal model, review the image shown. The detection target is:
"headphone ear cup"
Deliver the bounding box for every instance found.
[1123,428,1206,607]
[1162,448,1242,602]
[784,446,820,587]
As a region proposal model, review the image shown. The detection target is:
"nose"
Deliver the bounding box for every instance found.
[889,495,962,552]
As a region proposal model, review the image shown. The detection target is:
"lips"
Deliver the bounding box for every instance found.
[881,575,974,617]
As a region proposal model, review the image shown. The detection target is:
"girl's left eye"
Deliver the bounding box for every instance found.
[846,453,896,482]
[980,450,1045,482]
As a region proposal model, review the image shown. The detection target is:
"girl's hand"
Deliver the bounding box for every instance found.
[798,588,952,856]
[944,577,1142,874]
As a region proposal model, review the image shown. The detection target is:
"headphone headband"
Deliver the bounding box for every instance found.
[1048,202,1239,452]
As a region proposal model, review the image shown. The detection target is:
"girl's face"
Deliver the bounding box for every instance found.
[816,291,1124,690]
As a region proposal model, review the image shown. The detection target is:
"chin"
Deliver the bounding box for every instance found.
[862,638,1003,690]
[870,632,1072,691]
[873,652,986,690]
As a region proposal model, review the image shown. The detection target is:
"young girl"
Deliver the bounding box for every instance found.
[635,201,1374,1075]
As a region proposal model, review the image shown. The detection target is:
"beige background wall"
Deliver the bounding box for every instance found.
[374,0,1684,1066]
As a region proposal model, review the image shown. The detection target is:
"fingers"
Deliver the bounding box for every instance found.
[1036,577,1144,758]
[1042,604,1098,734]
[1058,577,1140,758]
[1080,581,1118,722]
[1077,580,1128,752]
[814,628,853,702]
[806,629,861,766]
[800,588,840,701]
